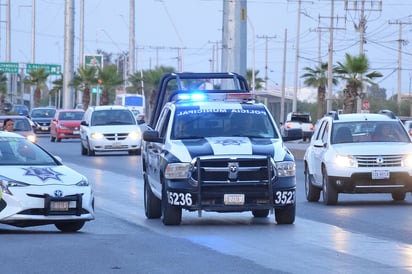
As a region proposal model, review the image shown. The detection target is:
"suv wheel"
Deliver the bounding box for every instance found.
[144,174,161,218]
[161,184,182,225]
[305,166,320,202]
[81,142,87,155]
[322,168,338,205]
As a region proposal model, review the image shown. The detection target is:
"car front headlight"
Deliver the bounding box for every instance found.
[128,131,141,140]
[335,154,357,168]
[165,163,191,179]
[277,161,296,177]
[403,154,412,168]
[90,132,104,140]
[76,177,90,187]
[0,175,29,195]
[26,134,37,143]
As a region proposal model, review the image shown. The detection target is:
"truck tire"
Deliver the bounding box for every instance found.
[161,185,182,225]
[275,205,295,224]
[144,175,161,219]
[252,209,269,218]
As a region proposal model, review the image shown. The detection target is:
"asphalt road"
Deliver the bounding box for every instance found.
[2,135,412,274]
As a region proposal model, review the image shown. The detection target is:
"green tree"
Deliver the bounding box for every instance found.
[97,64,124,105]
[24,68,49,108]
[336,53,382,113]
[301,62,338,119]
[246,69,264,90]
[49,77,63,107]
[0,71,8,110]
[70,66,98,110]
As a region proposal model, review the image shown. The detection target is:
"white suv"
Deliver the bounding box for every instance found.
[80,105,142,156]
[304,111,412,205]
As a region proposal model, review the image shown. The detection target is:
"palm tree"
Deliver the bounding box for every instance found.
[49,77,63,108]
[301,62,338,119]
[246,69,264,90]
[336,53,382,113]
[0,71,8,110]
[97,64,124,105]
[24,68,49,108]
[70,66,98,110]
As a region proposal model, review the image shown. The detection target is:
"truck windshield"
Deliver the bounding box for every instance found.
[171,105,279,139]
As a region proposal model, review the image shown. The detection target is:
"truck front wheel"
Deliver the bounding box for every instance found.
[275,205,295,224]
[161,185,182,225]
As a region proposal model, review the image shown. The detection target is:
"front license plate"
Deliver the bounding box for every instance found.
[73,130,80,134]
[41,126,48,131]
[372,170,390,180]
[224,194,245,205]
[50,201,69,211]
[112,142,121,148]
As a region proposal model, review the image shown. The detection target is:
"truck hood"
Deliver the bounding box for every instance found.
[167,137,289,162]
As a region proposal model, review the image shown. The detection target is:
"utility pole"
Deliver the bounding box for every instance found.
[319,0,346,113]
[389,19,412,105]
[280,28,288,124]
[256,35,276,90]
[63,0,75,109]
[129,0,135,76]
[345,0,382,112]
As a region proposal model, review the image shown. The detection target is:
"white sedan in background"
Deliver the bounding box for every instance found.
[0,131,94,232]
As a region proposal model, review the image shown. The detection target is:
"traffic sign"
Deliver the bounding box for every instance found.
[26,63,61,75]
[84,54,103,69]
[0,62,19,74]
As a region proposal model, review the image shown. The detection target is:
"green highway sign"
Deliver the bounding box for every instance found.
[0,62,19,74]
[84,54,103,69]
[26,63,62,75]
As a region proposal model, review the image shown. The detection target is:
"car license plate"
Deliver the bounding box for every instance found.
[372,170,390,180]
[112,142,121,148]
[224,194,245,205]
[73,130,80,134]
[50,201,69,211]
[41,126,48,131]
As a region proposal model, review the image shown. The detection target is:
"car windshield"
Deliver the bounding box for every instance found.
[0,137,57,165]
[59,111,84,120]
[31,109,56,118]
[12,119,32,131]
[91,109,136,126]
[171,105,278,139]
[331,121,411,144]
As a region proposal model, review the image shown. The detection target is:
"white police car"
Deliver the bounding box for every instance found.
[0,132,95,232]
[304,111,412,205]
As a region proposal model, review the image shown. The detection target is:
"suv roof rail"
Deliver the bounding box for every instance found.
[325,110,339,120]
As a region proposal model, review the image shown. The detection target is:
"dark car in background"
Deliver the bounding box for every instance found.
[30,107,56,133]
[11,104,29,116]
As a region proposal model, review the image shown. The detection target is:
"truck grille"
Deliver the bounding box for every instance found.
[355,155,403,167]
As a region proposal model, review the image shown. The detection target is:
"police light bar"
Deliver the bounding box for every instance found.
[175,92,255,103]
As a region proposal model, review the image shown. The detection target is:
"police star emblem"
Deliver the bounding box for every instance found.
[23,167,64,182]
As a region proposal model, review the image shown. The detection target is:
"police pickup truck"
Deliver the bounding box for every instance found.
[142,72,296,225]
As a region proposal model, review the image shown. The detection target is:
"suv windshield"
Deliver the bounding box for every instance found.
[171,105,278,139]
[91,109,136,126]
[331,121,411,144]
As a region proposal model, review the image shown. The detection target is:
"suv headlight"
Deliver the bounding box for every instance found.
[165,163,191,179]
[335,154,357,168]
[0,176,29,195]
[90,132,104,140]
[403,154,412,168]
[128,131,141,140]
[277,161,296,177]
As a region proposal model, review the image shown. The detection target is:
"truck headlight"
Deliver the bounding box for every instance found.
[403,154,412,168]
[165,163,191,179]
[277,161,296,177]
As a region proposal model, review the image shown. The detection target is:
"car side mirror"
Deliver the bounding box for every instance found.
[80,121,88,126]
[313,139,325,148]
[143,130,163,143]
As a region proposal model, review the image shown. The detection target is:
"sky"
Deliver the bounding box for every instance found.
[2,0,412,100]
